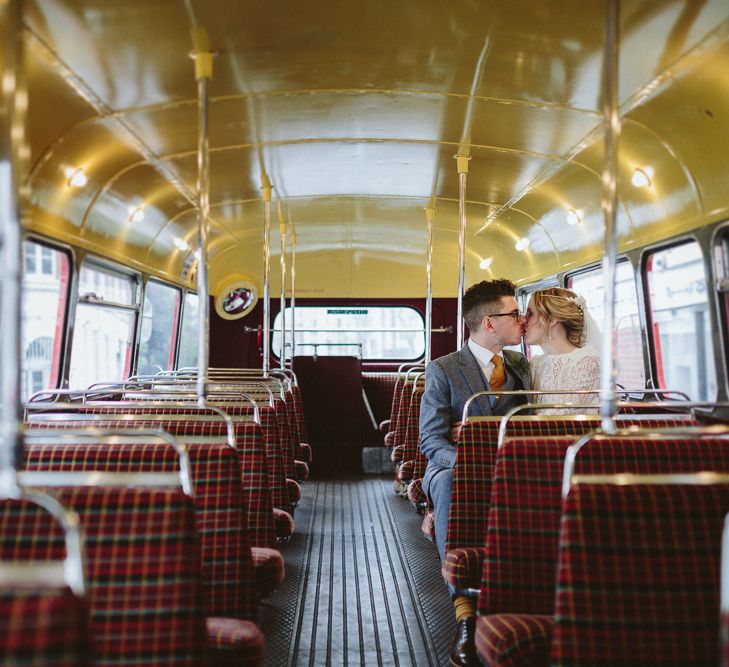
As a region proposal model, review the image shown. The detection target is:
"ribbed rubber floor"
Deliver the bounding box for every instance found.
[259,476,453,666]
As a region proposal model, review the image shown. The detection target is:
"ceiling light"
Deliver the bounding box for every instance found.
[515,237,530,252]
[64,167,87,188]
[173,237,189,252]
[566,208,583,226]
[128,206,145,223]
[631,167,653,188]
[479,257,493,270]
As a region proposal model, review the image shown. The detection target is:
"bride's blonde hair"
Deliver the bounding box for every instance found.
[530,288,585,347]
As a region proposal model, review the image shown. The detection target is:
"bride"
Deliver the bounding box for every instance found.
[522,287,600,414]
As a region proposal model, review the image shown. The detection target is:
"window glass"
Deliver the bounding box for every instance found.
[137,280,181,376]
[176,292,199,369]
[68,263,137,388]
[77,263,134,304]
[273,306,425,361]
[567,261,645,389]
[645,242,716,401]
[21,241,70,400]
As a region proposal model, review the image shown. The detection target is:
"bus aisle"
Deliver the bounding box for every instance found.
[259,476,453,666]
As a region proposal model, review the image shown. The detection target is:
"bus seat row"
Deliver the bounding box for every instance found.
[10,368,313,665]
[476,474,729,666]
[1,485,264,666]
[442,415,699,597]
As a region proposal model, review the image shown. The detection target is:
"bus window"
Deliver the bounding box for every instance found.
[21,241,70,400]
[272,306,425,361]
[176,292,199,369]
[645,241,716,401]
[567,261,645,390]
[137,280,182,376]
[68,262,138,388]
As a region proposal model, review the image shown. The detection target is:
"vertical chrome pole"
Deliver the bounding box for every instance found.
[290,223,297,360]
[599,0,620,432]
[191,34,214,406]
[0,0,25,495]
[261,173,272,377]
[424,200,435,364]
[455,154,471,350]
[277,201,287,369]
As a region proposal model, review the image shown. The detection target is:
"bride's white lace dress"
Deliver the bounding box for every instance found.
[529,345,600,414]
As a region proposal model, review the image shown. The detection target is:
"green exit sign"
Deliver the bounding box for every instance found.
[327,309,368,315]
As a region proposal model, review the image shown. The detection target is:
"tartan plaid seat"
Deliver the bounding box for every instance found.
[298,442,312,465]
[400,389,423,462]
[446,417,699,595]
[443,546,486,593]
[397,459,414,482]
[25,439,259,620]
[294,459,309,481]
[552,481,729,666]
[475,433,729,667]
[286,478,302,505]
[362,372,399,428]
[27,415,279,549]
[207,617,265,666]
[291,386,310,446]
[475,614,554,667]
[251,547,285,597]
[390,444,405,463]
[0,488,263,665]
[273,508,295,541]
[407,477,426,505]
[0,586,92,666]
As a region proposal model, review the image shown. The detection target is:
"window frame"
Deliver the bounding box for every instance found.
[712,221,729,397]
[174,289,199,370]
[21,236,73,396]
[562,256,647,392]
[641,235,717,401]
[271,304,427,363]
[135,277,183,377]
[67,256,142,387]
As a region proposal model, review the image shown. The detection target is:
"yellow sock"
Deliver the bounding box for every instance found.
[453,595,476,623]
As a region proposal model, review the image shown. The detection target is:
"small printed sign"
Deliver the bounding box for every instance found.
[327,309,368,315]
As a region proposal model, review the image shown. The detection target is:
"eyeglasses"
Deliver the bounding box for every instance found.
[487,310,524,321]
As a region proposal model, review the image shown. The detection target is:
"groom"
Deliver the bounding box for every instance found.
[419,278,529,667]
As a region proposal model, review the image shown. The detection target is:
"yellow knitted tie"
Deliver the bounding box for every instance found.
[490,355,505,392]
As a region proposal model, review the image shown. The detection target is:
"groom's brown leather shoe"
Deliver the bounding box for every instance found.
[449,617,478,666]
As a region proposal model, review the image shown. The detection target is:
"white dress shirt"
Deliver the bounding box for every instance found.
[467,338,503,383]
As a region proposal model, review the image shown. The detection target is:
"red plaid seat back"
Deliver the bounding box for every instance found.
[24,440,257,620]
[0,586,92,666]
[479,436,577,617]
[29,414,276,550]
[552,481,729,666]
[401,389,424,463]
[362,372,399,425]
[446,419,501,552]
[573,434,727,476]
[448,417,699,554]
[292,386,309,443]
[0,488,209,665]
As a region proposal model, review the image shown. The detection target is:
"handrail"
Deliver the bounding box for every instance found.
[25,404,247,449]
[24,429,194,496]
[570,471,729,487]
[462,388,695,424]
[561,424,729,498]
[293,342,363,360]
[0,486,86,597]
[495,399,716,449]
